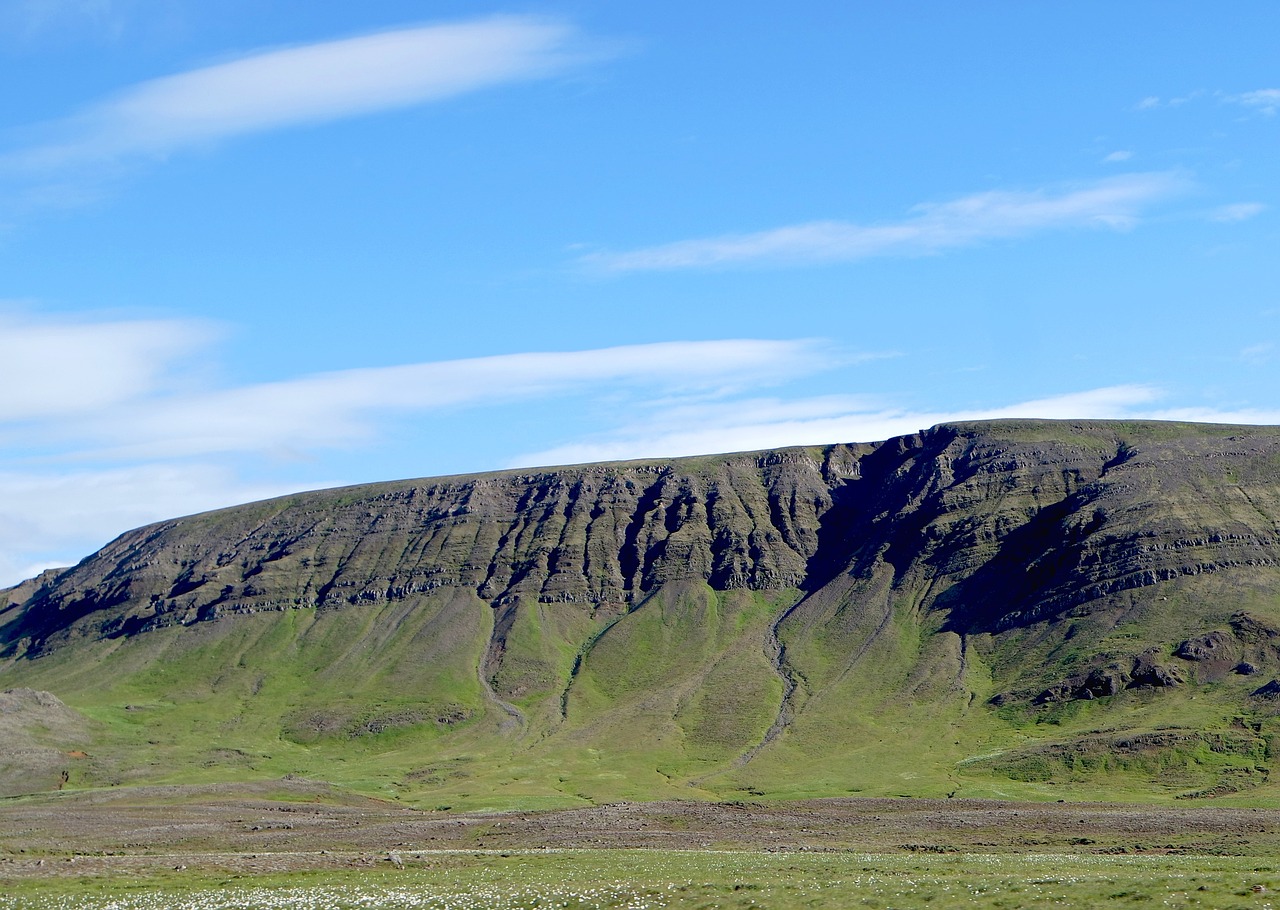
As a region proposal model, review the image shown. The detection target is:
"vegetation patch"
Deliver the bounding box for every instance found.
[969,727,1269,791]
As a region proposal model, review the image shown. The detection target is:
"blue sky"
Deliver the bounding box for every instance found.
[2,1,1278,585]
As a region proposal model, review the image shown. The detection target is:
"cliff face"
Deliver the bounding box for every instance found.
[4,420,1280,805]
[1,444,862,653]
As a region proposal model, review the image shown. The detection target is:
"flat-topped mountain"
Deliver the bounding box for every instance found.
[4,420,1280,807]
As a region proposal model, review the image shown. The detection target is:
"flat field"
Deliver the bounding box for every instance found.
[6,786,1280,908]
[7,851,1280,910]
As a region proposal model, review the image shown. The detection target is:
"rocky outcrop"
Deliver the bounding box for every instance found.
[1,444,867,657]
[1034,649,1187,704]
[1177,630,1239,662]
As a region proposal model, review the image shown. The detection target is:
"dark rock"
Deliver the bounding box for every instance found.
[1127,662,1184,689]
[1038,649,1187,704]
[1033,685,1072,705]
[1175,630,1237,662]
[1082,666,1128,698]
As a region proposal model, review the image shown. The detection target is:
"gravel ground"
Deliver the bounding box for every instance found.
[3,780,1280,878]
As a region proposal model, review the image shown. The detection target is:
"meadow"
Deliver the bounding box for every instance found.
[6,849,1280,909]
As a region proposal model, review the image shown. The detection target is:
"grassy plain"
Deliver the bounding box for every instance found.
[6,850,1280,909]
[7,790,1280,907]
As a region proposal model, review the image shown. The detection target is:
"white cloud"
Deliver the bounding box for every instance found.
[511,385,1165,467]
[2,0,120,39]
[1133,91,1206,111]
[46,337,838,460]
[2,312,832,456]
[514,382,1280,472]
[4,16,593,169]
[1146,405,1280,425]
[1210,202,1266,223]
[1103,150,1133,163]
[1231,88,1280,116]
[583,173,1186,272]
[0,310,213,421]
[4,315,1277,588]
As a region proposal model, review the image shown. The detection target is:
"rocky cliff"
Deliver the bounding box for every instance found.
[4,420,1280,806]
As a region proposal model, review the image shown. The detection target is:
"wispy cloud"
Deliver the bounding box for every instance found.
[7,313,839,465]
[0,310,213,421]
[4,16,595,170]
[1137,88,1280,116]
[1240,342,1274,364]
[511,385,1166,466]
[1210,202,1267,223]
[582,173,1186,272]
[1230,88,1280,116]
[23,335,841,460]
[1103,150,1133,163]
[512,386,1280,471]
[1134,91,1205,110]
[4,311,1278,587]
[1146,405,1280,425]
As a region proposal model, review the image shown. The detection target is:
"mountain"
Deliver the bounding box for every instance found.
[3,419,1280,809]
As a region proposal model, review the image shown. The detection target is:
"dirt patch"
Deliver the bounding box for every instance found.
[3,784,1280,878]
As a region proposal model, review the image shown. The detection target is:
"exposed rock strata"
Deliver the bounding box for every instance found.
[5,421,1280,697]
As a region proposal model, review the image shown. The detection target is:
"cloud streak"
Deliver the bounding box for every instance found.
[1231,89,1280,116]
[1210,202,1266,223]
[1,0,118,41]
[5,16,592,169]
[1,311,845,462]
[0,310,212,421]
[583,173,1186,272]
[4,313,1278,587]
[0,463,295,586]
[512,385,1168,466]
[515,381,1280,474]
[50,337,839,459]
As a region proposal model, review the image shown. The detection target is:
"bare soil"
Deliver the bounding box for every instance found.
[3,780,1279,879]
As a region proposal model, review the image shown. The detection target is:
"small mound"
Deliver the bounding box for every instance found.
[0,688,92,797]
[965,727,1269,794]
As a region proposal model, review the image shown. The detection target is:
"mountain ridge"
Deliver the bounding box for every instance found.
[4,418,1280,808]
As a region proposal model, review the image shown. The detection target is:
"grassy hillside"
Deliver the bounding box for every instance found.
[4,419,1280,809]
